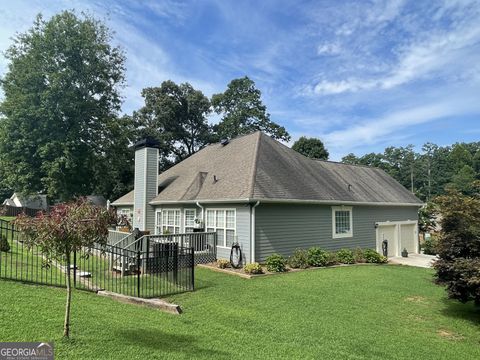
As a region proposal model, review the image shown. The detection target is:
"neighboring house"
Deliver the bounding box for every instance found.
[86,195,107,207]
[2,193,48,210]
[111,132,423,263]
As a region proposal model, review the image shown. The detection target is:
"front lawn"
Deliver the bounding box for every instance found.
[0,266,479,359]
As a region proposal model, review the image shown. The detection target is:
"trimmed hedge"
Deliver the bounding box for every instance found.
[265,254,287,272]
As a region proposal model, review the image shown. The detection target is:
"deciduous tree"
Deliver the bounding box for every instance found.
[292,136,329,160]
[211,77,290,141]
[133,81,212,164]
[0,11,126,201]
[15,199,116,337]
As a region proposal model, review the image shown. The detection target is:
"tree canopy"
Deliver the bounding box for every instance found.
[292,136,329,160]
[342,141,480,201]
[211,76,290,142]
[132,80,212,165]
[0,11,128,202]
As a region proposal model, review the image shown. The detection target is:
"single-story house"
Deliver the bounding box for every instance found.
[2,193,48,210]
[112,132,423,263]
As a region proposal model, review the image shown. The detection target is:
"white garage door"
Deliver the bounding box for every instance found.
[376,221,418,257]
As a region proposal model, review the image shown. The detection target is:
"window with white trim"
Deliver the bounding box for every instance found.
[332,206,353,238]
[184,209,197,233]
[157,209,181,234]
[119,208,133,224]
[205,209,236,248]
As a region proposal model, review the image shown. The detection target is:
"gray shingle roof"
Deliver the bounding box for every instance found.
[111,191,133,206]
[112,131,423,206]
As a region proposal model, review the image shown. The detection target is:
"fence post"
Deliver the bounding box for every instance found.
[191,248,195,291]
[137,251,141,298]
[73,251,77,288]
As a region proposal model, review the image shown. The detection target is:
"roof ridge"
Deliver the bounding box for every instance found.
[248,131,263,198]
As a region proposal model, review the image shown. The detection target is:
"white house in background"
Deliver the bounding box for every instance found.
[2,193,48,210]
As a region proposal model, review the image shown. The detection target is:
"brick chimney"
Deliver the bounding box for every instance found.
[133,138,159,231]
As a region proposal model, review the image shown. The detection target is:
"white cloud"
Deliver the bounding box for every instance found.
[320,89,480,159]
[311,3,480,95]
[317,43,341,55]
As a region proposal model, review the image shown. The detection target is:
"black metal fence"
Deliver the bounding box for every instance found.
[0,219,194,298]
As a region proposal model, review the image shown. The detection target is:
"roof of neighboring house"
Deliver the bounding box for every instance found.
[112,131,423,207]
[111,191,134,206]
[6,193,48,210]
[2,199,15,206]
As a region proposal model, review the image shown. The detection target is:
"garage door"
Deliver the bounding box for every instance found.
[376,221,418,257]
[400,224,417,254]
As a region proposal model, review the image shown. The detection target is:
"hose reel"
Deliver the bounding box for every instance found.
[230,242,243,269]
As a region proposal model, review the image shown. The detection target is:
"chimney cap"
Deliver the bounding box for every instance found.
[134,137,160,150]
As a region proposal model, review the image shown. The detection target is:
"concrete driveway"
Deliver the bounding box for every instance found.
[389,254,437,268]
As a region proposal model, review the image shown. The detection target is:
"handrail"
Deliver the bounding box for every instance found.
[111,232,134,247]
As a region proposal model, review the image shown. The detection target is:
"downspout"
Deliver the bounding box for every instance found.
[251,201,260,263]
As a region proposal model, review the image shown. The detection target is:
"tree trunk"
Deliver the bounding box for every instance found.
[63,252,72,338]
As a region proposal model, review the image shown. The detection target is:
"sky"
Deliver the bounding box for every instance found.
[0,0,479,160]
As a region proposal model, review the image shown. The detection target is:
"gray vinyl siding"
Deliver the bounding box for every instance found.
[155,203,251,265]
[255,203,419,262]
[133,147,158,232]
[133,148,145,230]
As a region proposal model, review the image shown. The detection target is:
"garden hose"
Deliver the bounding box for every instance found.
[230,242,243,269]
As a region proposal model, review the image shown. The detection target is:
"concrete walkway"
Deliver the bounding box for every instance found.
[389,254,437,268]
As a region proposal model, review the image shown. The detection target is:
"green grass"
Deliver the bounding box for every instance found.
[1,265,479,359]
[0,216,15,221]
[0,241,66,285]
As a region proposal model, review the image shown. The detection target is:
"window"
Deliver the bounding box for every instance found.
[156,209,181,234]
[205,209,236,248]
[119,208,133,224]
[332,206,353,238]
[184,209,197,233]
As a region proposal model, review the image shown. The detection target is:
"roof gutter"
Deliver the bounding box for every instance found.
[149,198,423,207]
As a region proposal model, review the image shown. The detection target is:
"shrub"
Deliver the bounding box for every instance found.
[336,249,355,264]
[265,253,287,272]
[216,259,230,269]
[353,247,366,263]
[288,249,309,269]
[422,235,438,255]
[325,252,339,266]
[434,190,480,304]
[244,262,263,275]
[307,247,328,267]
[0,235,10,253]
[364,249,388,263]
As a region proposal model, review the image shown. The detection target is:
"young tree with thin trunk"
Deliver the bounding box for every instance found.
[15,199,115,337]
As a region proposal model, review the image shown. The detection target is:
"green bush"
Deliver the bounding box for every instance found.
[307,247,328,267]
[353,248,366,263]
[364,249,388,263]
[0,235,10,253]
[325,252,339,266]
[336,249,355,264]
[244,262,263,275]
[265,254,287,272]
[288,249,309,269]
[422,235,438,255]
[216,259,230,269]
